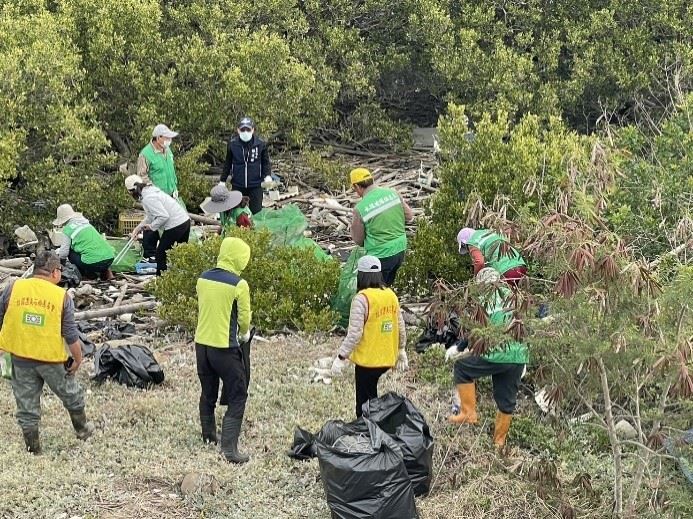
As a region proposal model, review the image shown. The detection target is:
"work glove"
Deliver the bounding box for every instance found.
[218,181,226,186]
[239,330,251,344]
[172,189,179,199]
[331,356,349,376]
[445,345,462,362]
[395,350,409,371]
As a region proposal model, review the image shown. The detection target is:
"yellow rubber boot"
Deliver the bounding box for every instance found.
[493,411,512,448]
[447,383,478,425]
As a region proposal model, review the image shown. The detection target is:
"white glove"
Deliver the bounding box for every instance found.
[445,346,460,362]
[172,189,179,199]
[239,331,251,343]
[331,356,349,376]
[218,181,226,186]
[395,350,409,371]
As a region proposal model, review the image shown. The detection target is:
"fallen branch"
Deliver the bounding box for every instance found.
[75,301,156,320]
[113,283,128,308]
[0,266,25,276]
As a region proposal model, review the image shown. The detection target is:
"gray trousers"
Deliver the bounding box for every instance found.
[11,360,85,430]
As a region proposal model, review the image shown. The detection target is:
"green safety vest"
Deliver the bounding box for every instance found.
[468,229,525,275]
[140,142,177,195]
[483,287,529,365]
[356,187,407,258]
[63,221,115,265]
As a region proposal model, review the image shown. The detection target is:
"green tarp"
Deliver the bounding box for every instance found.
[109,238,143,273]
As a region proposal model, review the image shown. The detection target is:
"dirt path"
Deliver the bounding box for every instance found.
[0,335,548,519]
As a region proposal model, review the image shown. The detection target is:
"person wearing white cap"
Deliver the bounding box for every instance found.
[124,175,190,275]
[53,204,115,281]
[219,116,271,215]
[200,185,252,230]
[331,255,409,417]
[456,227,527,286]
[137,123,180,260]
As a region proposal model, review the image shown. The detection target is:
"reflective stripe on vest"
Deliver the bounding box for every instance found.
[0,279,67,362]
[349,288,400,368]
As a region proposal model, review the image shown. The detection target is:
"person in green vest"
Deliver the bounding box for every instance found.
[137,124,180,261]
[446,267,528,450]
[54,204,115,281]
[456,227,527,286]
[350,168,414,286]
[200,184,253,231]
[330,255,408,417]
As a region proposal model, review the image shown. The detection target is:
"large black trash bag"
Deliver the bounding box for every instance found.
[316,418,419,519]
[59,261,82,288]
[415,311,462,353]
[362,393,434,496]
[93,344,164,389]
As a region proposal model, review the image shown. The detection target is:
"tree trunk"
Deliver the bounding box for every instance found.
[598,357,623,516]
[75,300,156,320]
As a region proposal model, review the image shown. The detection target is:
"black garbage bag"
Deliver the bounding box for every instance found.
[102,321,136,340]
[93,344,164,389]
[219,327,255,405]
[59,261,82,288]
[362,393,434,496]
[316,418,419,519]
[288,427,317,460]
[415,311,462,353]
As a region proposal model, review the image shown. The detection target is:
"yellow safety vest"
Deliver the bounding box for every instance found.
[350,287,400,368]
[0,279,67,363]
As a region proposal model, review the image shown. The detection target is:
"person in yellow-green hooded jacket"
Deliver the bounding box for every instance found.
[194,237,252,464]
[349,168,414,286]
[330,255,409,417]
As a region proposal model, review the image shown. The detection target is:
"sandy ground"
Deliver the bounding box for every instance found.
[0,334,567,519]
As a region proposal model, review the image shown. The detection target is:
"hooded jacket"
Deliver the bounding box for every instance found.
[194,238,251,349]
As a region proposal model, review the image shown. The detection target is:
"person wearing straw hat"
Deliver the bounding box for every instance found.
[54,204,115,281]
[349,168,414,286]
[124,175,190,275]
[330,255,409,417]
[200,184,253,230]
[137,123,181,262]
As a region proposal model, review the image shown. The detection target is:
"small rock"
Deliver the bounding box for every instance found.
[118,313,133,323]
[131,293,144,302]
[180,472,220,496]
[615,419,638,439]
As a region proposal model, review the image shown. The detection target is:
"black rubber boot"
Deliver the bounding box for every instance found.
[69,409,95,440]
[22,428,41,454]
[220,415,249,464]
[200,414,218,444]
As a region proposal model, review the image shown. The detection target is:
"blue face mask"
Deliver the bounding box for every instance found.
[239,131,253,142]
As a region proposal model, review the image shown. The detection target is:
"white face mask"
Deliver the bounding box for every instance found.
[239,131,253,142]
[162,138,172,149]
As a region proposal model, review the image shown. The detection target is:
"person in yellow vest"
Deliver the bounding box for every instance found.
[194,237,252,463]
[137,124,180,262]
[0,251,95,454]
[349,168,414,286]
[331,255,409,417]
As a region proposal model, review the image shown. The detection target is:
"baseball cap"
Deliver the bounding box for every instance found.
[238,117,255,129]
[152,124,179,138]
[349,168,373,185]
[357,255,381,273]
[125,174,144,191]
[457,228,475,249]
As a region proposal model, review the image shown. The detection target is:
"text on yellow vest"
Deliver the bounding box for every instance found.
[349,287,400,368]
[0,279,68,362]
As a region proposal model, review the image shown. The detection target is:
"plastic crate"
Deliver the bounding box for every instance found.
[118,210,145,235]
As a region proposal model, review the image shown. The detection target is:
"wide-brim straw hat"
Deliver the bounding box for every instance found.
[200,185,243,214]
[53,204,82,226]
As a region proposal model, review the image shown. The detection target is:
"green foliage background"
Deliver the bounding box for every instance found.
[1,0,689,234]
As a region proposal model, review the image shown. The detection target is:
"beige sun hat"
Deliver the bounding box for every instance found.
[53,204,82,227]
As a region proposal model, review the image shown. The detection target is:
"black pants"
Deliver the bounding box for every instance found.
[233,186,263,214]
[454,356,524,414]
[354,365,389,417]
[156,220,190,275]
[67,251,113,277]
[142,230,159,260]
[379,251,405,287]
[196,344,248,419]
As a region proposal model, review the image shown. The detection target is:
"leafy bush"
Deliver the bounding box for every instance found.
[153,228,340,333]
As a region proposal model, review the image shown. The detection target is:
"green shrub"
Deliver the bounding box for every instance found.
[153,228,340,333]
[413,345,451,388]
